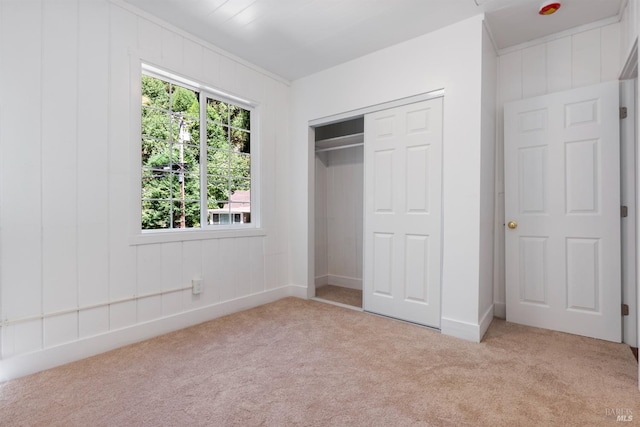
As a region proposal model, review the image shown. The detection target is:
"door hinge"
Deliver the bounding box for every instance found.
[622,304,630,316]
[621,206,629,218]
[620,107,628,119]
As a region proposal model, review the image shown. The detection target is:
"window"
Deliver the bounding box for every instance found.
[140,68,253,231]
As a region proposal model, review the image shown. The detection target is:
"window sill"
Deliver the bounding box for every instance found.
[130,227,267,246]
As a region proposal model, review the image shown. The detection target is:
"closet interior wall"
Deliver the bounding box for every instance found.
[314,118,364,291]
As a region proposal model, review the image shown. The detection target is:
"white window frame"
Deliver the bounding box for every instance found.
[130,60,263,245]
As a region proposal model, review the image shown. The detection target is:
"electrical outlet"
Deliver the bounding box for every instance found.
[192,278,203,295]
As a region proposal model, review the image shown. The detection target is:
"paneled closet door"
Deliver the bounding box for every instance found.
[363,97,443,327]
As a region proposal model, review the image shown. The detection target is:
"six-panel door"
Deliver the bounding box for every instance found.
[363,97,443,327]
[504,81,621,342]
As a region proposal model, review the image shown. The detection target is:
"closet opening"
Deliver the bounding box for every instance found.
[313,117,364,309]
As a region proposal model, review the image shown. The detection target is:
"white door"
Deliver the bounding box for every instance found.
[504,81,621,342]
[363,97,443,327]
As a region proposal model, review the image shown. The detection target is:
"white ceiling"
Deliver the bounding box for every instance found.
[122,0,626,81]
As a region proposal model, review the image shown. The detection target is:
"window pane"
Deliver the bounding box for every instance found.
[231,129,250,154]
[230,153,250,178]
[207,148,230,176]
[142,106,170,140]
[182,172,201,201]
[170,86,199,115]
[229,104,250,131]
[207,177,229,205]
[142,169,174,201]
[180,142,201,168]
[230,180,251,224]
[172,201,200,228]
[231,178,251,194]
[141,69,255,231]
[207,124,229,150]
[207,99,228,125]
[142,138,170,166]
[142,200,173,230]
[142,75,170,109]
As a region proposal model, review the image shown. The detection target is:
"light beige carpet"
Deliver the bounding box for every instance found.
[315,284,362,308]
[0,297,637,426]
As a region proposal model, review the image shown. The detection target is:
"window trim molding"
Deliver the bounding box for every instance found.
[129,227,267,246]
[130,54,262,243]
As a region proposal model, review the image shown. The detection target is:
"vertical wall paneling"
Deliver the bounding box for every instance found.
[521,44,547,98]
[498,50,522,103]
[136,244,162,296]
[201,239,221,305]
[314,153,329,282]
[181,240,203,308]
[4,320,42,359]
[138,18,162,61]
[137,295,162,323]
[218,239,239,301]
[572,29,601,88]
[1,0,292,376]
[161,242,183,317]
[77,0,110,313]
[546,37,572,94]
[109,300,137,331]
[161,28,183,72]
[1,1,44,339]
[44,313,78,348]
[41,1,79,350]
[78,306,109,339]
[234,238,253,298]
[108,5,137,306]
[202,49,222,89]
[601,24,622,82]
[250,238,266,294]
[183,38,204,82]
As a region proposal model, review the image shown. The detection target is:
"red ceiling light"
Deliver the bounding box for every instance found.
[539,1,561,15]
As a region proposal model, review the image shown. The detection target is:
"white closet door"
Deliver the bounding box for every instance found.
[363,97,443,327]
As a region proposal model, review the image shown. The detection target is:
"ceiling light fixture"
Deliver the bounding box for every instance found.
[539,1,561,15]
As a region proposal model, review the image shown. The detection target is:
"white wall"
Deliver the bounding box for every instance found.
[291,15,489,342]
[479,23,497,337]
[314,153,329,282]
[0,0,293,380]
[493,20,624,318]
[314,147,364,290]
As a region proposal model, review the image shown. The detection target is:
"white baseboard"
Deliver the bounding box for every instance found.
[479,304,494,341]
[288,284,309,299]
[325,274,362,290]
[0,286,298,382]
[441,317,481,343]
[315,275,329,287]
[494,302,506,319]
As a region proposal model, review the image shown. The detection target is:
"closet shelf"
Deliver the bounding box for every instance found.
[315,132,364,153]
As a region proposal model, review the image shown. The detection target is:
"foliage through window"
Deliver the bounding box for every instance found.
[141,71,252,230]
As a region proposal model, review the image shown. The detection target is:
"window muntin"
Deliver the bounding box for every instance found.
[141,71,252,231]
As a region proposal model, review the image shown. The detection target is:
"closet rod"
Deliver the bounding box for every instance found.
[315,142,364,153]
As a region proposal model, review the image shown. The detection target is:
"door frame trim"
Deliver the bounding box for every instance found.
[309,89,445,127]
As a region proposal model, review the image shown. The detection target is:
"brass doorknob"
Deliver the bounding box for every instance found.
[507,221,518,229]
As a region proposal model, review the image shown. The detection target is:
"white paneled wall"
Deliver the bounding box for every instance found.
[315,147,364,290]
[0,0,291,379]
[494,21,624,317]
[315,153,329,281]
